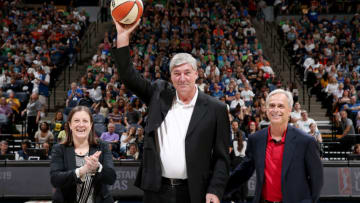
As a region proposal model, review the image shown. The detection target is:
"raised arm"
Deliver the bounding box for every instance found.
[111,19,154,105]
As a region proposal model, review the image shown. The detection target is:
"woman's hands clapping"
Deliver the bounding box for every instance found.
[81,151,102,175]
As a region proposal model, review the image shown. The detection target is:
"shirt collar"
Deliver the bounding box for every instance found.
[267,126,287,144]
[175,87,198,107]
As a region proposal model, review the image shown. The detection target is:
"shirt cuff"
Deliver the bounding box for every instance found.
[97,163,103,173]
[75,168,86,182]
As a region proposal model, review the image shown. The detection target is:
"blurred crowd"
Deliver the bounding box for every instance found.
[279,2,360,140]
[273,0,360,16]
[2,0,360,166]
[0,0,89,135]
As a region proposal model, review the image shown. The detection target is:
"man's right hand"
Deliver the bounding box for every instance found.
[112,17,141,48]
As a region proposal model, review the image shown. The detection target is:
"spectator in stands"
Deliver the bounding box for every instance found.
[228,130,248,203]
[132,97,147,117]
[241,83,255,107]
[309,122,323,143]
[20,76,34,95]
[230,92,245,111]
[211,83,224,100]
[77,90,95,109]
[287,82,299,103]
[0,69,9,89]
[290,101,302,123]
[336,89,351,112]
[57,123,68,143]
[353,144,360,155]
[108,105,123,124]
[231,120,245,140]
[324,76,338,112]
[42,142,51,160]
[51,111,65,143]
[21,93,42,141]
[94,100,110,118]
[99,0,108,22]
[66,33,80,65]
[225,84,237,104]
[120,126,136,155]
[307,6,319,23]
[126,143,140,160]
[342,96,360,121]
[337,110,356,139]
[36,67,50,110]
[89,81,103,103]
[100,123,120,148]
[296,110,318,134]
[247,121,258,135]
[0,140,10,156]
[124,102,143,128]
[17,140,30,160]
[4,77,20,92]
[0,96,12,124]
[356,112,360,134]
[108,143,120,160]
[66,82,83,110]
[35,122,54,147]
[135,126,144,152]
[6,90,20,120]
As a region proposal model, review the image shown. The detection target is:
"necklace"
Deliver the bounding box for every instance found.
[75,149,89,156]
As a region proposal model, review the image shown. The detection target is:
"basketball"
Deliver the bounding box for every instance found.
[110,0,143,25]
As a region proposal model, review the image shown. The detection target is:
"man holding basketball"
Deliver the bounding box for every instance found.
[111,19,230,203]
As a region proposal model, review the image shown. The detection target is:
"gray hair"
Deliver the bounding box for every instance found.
[266,89,293,108]
[0,140,8,145]
[169,53,197,72]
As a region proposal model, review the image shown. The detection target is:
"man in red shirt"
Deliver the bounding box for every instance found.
[227,89,323,203]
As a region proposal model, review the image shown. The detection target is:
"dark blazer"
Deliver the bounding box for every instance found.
[227,125,324,203]
[112,47,230,203]
[50,140,116,203]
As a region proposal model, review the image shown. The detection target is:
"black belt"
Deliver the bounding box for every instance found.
[161,177,187,186]
[264,200,282,203]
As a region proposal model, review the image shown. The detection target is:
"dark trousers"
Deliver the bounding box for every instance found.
[27,116,37,141]
[230,156,248,202]
[143,181,191,203]
[101,7,108,22]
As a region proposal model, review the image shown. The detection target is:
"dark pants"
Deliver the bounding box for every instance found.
[27,116,38,141]
[230,156,248,202]
[101,7,108,22]
[143,180,191,203]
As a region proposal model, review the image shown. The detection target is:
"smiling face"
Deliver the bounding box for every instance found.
[69,110,92,141]
[171,63,198,99]
[266,93,291,126]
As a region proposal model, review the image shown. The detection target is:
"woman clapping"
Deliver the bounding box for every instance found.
[50,106,116,203]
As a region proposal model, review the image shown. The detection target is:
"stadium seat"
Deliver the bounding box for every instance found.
[94,123,107,137]
[93,114,105,124]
